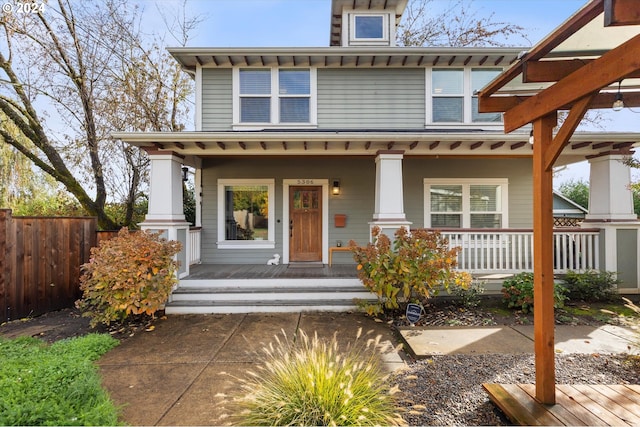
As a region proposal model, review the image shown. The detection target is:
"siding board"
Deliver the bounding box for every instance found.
[201,68,233,130]
[318,68,425,129]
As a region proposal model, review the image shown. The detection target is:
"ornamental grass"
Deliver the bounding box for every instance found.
[235,328,403,426]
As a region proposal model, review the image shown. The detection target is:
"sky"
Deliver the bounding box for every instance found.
[137,0,640,185]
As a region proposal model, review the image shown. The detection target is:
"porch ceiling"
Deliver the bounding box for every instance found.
[167,47,524,72]
[111,130,638,165]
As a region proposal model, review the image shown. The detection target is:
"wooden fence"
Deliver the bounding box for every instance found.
[1,209,99,322]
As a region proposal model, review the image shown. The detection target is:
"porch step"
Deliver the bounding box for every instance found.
[165,278,378,314]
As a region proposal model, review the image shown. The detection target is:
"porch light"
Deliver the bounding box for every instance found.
[332,179,341,195]
[528,130,534,145]
[613,80,624,111]
[182,166,189,182]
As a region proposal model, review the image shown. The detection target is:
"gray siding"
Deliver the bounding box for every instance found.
[200,157,533,264]
[317,68,425,129]
[201,157,375,264]
[403,158,533,228]
[617,229,638,288]
[201,68,233,130]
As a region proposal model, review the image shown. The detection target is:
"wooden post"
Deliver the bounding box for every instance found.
[533,114,557,404]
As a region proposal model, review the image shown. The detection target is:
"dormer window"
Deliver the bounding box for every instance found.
[348,13,390,46]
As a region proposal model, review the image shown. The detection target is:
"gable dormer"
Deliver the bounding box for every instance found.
[330,0,408,47]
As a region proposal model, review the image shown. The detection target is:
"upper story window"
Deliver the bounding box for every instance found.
[234,68,317,128]
[348,13,390,45]
[428,68,502,125]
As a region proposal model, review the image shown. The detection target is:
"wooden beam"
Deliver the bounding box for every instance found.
[571,141,591,149]
[216,142,225,150]
[592,141,612,149]
[195,142,205,150]
[490,141,505,150]
[544,94,594,171]
[450,141,462,150]
[470,141,484,150]
[303,141,307,150]
[533,113,557,405]
[480,0,604,98]
[365,141,371,150]
[153,142,164,150]
[510,141,526,150]
[409,141,419,150]
[605,0,640,26]
[260,141,267,150]
[238,142,246,150]
[504,33,640,133]
[174,142,184,149]
[387,142,395,150]
[429,141,440,150]
[481,91,640,113]
[282,141,287,150]
[324,141,328,150]
[345,141,350,150]
[525,59,640,82]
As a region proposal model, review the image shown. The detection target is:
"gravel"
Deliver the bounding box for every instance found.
[391,353,640,426]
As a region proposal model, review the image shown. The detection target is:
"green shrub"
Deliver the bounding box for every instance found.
[450,280,485,308]
[0,334,120,426]
[501,272,568,313]
[350,226,472,315]
[77,228,182,327]
[562,270,620,302]
[235,329,402,426]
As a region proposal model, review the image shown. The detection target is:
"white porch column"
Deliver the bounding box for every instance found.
[583,154,640,291]
[586,154,636,221]
[141,151,190,278]
[370,150,411,239]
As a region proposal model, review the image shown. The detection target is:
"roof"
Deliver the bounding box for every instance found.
[111,129,638,162]
[329,0,409,46]
[167,46,525,72]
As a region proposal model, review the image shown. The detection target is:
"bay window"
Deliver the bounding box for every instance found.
[424,179,508,228]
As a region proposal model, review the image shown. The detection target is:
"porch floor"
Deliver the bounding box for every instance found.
[484,383,640,426]
[185,263,359,280]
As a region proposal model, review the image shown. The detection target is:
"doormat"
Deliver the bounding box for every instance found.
[288,263,324,268]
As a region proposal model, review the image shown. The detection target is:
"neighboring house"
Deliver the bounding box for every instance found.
[553,191,588,227]
[113,0,640,312]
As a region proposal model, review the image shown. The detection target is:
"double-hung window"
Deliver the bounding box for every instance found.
[217,179,275,248]
[424,179,508,228]
[428,68,503,124]
[235,68,316,127]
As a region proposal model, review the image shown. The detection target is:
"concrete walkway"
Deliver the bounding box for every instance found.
[97,312,404,426]
[399,324,637,357]
[97,312,638,426]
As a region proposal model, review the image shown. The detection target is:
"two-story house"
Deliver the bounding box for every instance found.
[113,0,640,313]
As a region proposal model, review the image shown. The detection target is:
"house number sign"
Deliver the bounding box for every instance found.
[406,303,423,326]
[296,179,315,185]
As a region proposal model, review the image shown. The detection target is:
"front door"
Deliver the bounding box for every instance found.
[289,186,322,262]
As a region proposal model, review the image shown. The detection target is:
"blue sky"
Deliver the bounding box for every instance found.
[140,0,639,184]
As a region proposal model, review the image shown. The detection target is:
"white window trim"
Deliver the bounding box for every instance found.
[348,12,390,45]
[217,178,275,249]
[425,68,504,129]
[232,68,317,130]
[423,178,509,228]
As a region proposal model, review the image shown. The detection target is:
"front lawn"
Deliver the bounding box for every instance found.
[0,333,121,426]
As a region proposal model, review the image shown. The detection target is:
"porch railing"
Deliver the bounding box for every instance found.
[189,227,202,265]
[426,228,600,274]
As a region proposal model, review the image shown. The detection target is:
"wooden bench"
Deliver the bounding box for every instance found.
[328,246,351,266]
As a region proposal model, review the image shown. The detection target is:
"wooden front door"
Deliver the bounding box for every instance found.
[289,186,322,262]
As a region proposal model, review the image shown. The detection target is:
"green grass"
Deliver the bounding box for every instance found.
[0,334,121,426]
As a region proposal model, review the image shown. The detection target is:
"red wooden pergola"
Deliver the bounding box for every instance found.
[479,0,640,405]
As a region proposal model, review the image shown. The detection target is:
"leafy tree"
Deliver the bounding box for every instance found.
[558,179,589,209]
[0,0,197,229]
[397,0,529,47]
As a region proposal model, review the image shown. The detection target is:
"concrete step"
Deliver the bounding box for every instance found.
[165,280,377,314]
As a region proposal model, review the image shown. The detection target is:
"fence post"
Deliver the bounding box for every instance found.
[0,209,12,321]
